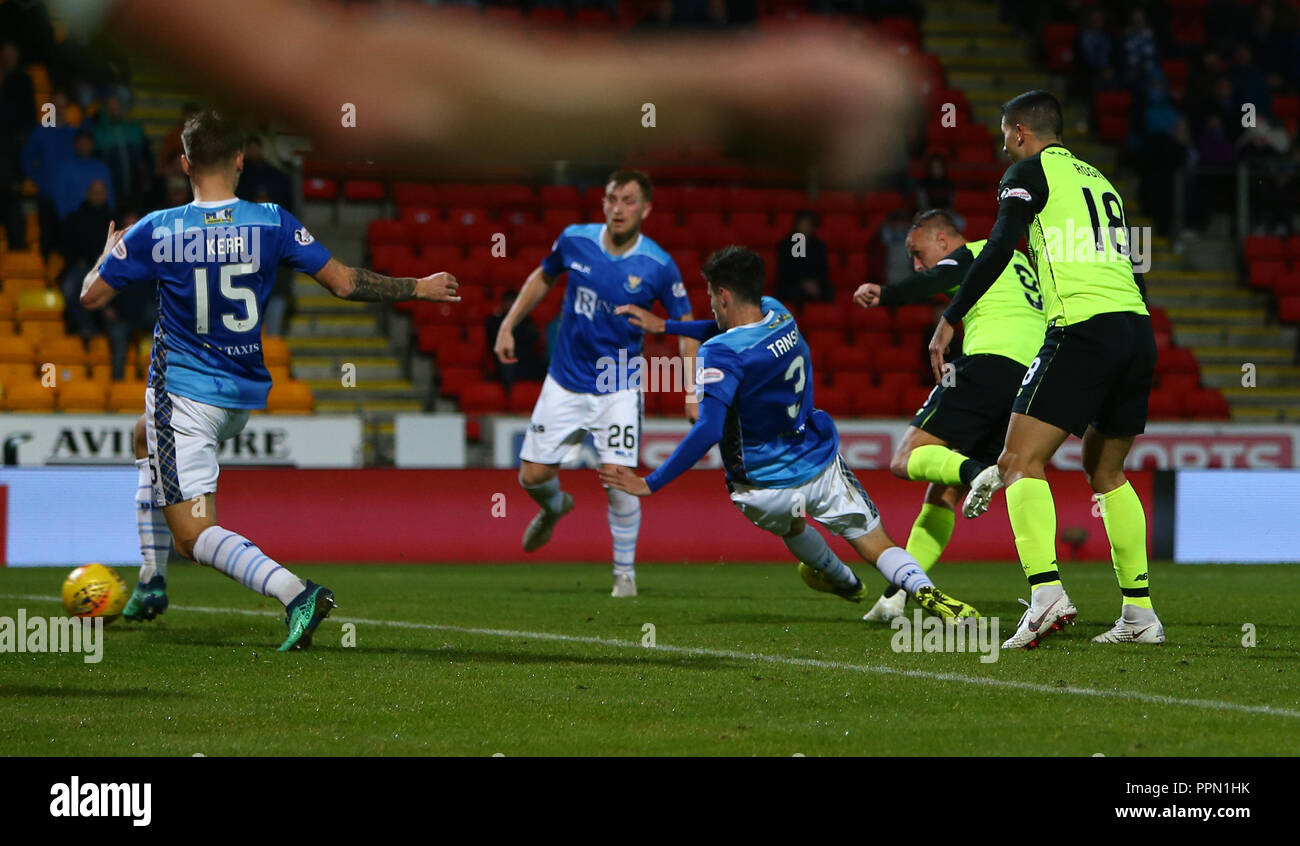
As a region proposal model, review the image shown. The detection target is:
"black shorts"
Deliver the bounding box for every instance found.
[910,353,1028,466]
[1013,311,1156,438]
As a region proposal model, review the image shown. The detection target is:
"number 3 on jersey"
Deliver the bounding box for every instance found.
[194,263,259,334]
[784,354,806,418]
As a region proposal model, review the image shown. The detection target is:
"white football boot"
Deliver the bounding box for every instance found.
[522,492,574,552]
[611,572,637,598]
[862,590,907,622]
[962,465,1004,518]
[1002,584,1078,649]
[1092,605,1165,644]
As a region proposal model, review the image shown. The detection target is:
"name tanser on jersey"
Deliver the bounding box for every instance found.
[148,220,263,271]
[765,328,800,358]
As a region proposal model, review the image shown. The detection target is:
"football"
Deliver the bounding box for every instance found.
[61,564,128,623]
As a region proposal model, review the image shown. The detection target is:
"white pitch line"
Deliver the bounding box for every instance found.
[6,592,1300,720]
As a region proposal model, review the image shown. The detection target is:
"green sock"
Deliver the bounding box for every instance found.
[885,503,955,598]
[1005,477,1061,588]
[907,444,981,486]
[1095,481,1153,610]
[906,503,954,573]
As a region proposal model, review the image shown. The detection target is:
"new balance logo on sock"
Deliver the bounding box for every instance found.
[49,777,151,826]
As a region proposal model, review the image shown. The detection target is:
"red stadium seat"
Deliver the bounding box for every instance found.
[1248,259,1286,289]
[367,220,412,249]
[855,391,900,417]
[877,371,918,394]
[460,382,508,414]
[827,345,871,373]
[900,386,935,416]
[802,302,849,332]
[850,307,892,333]
[302,177,337,200]
[438,366,481,400]
[1244,235,1286,261]
[370,245,415,274]
[876,345,921,373]
[1159,372,1200,394]
[1278,295,1300,324]
[1184,389,1230,420]
[343,180,385,202]
[507,381,544,414]
[817,386,855,416]
[892,305,934,334]
[1147,390,1183,420]
[829,371,873,396]
[401,207,441,227]
[1043,23,1077,72]
[392,182,439,207]
[1156,346,1199,376]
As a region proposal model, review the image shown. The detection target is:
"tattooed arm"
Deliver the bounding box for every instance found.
[313,258,460,302]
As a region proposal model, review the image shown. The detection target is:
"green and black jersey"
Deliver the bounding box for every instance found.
[880,240,1044,366]
[945,144,1147,329]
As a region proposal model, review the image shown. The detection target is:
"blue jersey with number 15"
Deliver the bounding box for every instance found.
[98,199,330,409]
[694,296,838,487]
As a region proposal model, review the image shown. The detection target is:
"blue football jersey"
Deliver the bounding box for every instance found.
[98,199,330,409]
[694,296,838,487]
[541,224,690,393]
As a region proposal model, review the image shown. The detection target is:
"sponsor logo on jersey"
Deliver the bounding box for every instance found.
[696,366,726,385]
[569,261,591,274]
[294,227,315,245]
[999,186,1033,203]
[672,281,687,299]
[111,240,127,260]
[574,286,597,319]
[624,274,642,292]
[203,208,234,224]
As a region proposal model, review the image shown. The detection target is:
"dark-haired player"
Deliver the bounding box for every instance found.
[493,170,697,599]
[852,209,1044,622]
[606,247,978,620]
[929,90,1162,648]
[81,110,460,650]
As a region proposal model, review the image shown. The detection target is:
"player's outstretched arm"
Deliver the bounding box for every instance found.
[494,267,555,364]
[855,258,967,309]
[312,258,459,303]
[599,394,727,496]
[80,222,127,310]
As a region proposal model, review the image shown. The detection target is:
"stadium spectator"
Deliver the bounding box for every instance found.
[875,208,914,286]
[1230,45,1273,121]
[58,179,114,342]
[775,210,833,306]
[90,93,153,207]
[1121,9,1158,86]
[104,209,157,380]
[0,41,35,137]
[21,89,78,255]
[485,289,543,392]
[52,129,115,221]
[1073,8,1117,99]
[236,136,293,211]
[915,154,955,213]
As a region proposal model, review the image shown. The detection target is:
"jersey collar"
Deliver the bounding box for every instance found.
[599,224,642,260]
[191,198,239,208]
[726,310,775,333]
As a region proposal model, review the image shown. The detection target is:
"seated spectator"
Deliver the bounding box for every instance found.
[58,179,114,342]
[104,209,157,379]
[1230,45,1273,121]
[53,129,115,221]
[915,154,954,212]
[0,41,35,138]
[485,290,544,393]
[90,93,153,206]
[775,210,833,306]
[874,208,915,287]
[160,102,199,179]
[1074,8,1115,98]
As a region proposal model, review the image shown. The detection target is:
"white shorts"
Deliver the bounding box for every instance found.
[145,388,250,507]
[519,374,642,467]
[728,454,882,540]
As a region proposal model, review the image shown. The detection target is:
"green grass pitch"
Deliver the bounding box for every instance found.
[1,561,1297,756]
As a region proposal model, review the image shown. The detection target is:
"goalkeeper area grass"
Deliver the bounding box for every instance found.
[1,561,1296,756]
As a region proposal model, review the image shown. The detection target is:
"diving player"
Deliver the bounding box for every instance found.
[81,109,460,649]
[851,209,1044,621]
[605,246,979,620]
[930,90,1163,648]
[493,170,698,598]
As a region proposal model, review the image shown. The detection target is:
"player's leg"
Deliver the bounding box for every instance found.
[149,390,332,650]
[594,388,643,597]
[807,455,979,618]
[123,413,172,621]
[518,376,580,552]
[865,483,962,621]
[1083,429,1163,643]
[889,425,985,489]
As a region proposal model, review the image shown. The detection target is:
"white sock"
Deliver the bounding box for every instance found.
[1030,583,1064,610]
[876,546,933,596]
[523,476,566,513]
[1121,603,1157,624]
[135,458,171,584]
[785,526,857,588]
[607,487,640,577]
[193,525,305,606]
